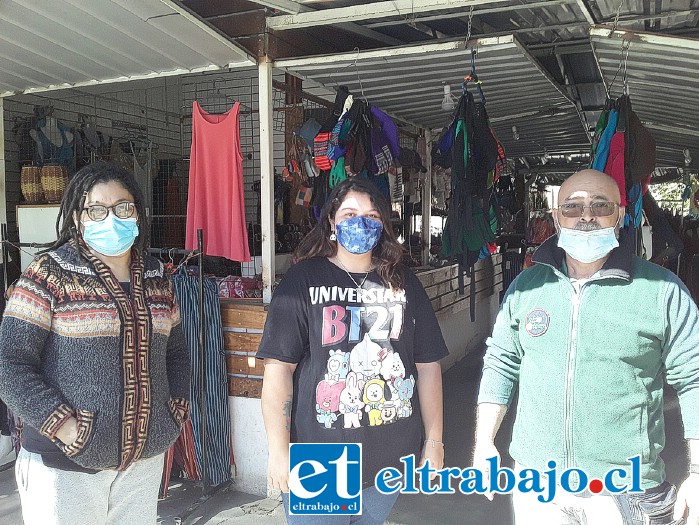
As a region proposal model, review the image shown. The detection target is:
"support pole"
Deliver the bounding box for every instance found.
[258,57,276,303]
[0,98,6,291]
[197,229,209,495]
[0,98,6,226]
[421,128,433,265]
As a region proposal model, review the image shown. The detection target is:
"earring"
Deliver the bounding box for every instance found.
[329,232,337,241]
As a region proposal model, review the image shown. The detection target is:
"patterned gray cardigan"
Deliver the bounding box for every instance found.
[0,240,190,471]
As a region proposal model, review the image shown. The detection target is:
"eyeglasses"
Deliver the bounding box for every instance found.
[557,202,619,218]
[83,202,136,222]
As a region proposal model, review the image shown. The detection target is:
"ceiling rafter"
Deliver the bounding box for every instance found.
[267,0,516,31]
[248,0,404,46]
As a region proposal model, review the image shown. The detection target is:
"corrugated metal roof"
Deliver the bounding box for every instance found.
[590,26,699,169]
[0,0,255,97]
[277,35,590,159]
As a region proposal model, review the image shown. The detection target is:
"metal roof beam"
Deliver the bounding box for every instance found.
[250,1,307,14]
[590,25,699,51]
[158,0,257,64]
[249,0,404,45]
[275,35,513,68]
[268,0,513,31]
[365,0,578,29]
[573,0,597,25]
[334,23,404,46]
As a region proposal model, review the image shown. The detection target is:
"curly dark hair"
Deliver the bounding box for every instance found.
[45,160,149,253]
[293,177,405,289]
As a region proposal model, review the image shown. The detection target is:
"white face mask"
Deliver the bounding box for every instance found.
[556,214,620,264]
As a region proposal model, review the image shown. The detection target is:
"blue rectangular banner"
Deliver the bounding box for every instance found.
[288,443,362,515]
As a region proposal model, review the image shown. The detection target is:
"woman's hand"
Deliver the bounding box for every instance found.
[268,447,291,493]
[54,416,79,445]
[419,439,445,480]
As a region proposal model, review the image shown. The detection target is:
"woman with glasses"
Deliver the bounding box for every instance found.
[0,161,190,525]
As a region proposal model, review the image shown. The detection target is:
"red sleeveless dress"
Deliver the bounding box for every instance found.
[186,101,250,262]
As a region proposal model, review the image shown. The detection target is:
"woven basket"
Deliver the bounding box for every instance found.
[20,165,44,204]
[40,164,68,203]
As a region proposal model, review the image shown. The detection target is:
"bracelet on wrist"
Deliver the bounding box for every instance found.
[424,438,445,449]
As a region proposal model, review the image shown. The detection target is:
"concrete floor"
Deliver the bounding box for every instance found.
[0,347,689,525]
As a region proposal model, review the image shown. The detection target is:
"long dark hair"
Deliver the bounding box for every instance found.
[293,177,405,289]
[46,161,149,252]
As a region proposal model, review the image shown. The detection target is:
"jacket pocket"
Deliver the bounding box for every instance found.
[52,408,97,458]
[168,397,190,429]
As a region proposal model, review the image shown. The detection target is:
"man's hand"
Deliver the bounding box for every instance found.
[419,440,445,481]
[472,441,500,501]
[54,416,78,445]
[674,473,699,524]
[268,447,290,493]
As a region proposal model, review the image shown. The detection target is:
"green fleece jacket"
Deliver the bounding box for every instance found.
[478,235,699,488]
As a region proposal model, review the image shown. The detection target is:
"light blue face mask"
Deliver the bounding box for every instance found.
[335,215,383,255]
[82,215,139,257]
[556,215,620,263]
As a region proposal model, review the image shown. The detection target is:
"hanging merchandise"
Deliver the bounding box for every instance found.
[434,50,501,322]
[307,80,401,204]
[313,86,351,172]
[298,117,322,148]
[186,101,250,262]
[370,105,401,175]
[172,270,233,487]
[437,50,500,267]
[30,115,75,171]
[589,41,656,236]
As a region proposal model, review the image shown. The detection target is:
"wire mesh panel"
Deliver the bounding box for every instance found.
[3,78,181,242]
[2,70,342,283]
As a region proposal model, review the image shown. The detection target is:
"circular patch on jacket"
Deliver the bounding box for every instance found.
[525,309,550,337]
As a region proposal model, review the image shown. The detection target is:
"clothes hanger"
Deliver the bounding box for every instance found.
[196,78,253,116]
[463,49,486,104]
[351,48,368,102]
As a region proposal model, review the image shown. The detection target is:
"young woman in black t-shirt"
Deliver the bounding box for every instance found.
[258,177,449,525]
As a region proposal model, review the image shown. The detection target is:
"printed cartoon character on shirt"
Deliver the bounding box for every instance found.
[380,400,398,425]
[395,375,415,419]
[349,333,387,390]
[380,350,405,397]
[339,372,364,429]
[325,349,349,383]
[363,378,387,426]
[316,379,344,429]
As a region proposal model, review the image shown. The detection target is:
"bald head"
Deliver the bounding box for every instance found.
[559,169,621,204]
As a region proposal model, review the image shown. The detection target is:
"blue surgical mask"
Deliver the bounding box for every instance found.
[335,215,383,255]
[82,215,139,257]
[556,216,620,263]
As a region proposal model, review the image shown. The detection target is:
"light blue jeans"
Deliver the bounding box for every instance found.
[281,485,400,525]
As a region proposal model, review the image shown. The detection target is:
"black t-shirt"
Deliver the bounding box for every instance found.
[257,257,449,486]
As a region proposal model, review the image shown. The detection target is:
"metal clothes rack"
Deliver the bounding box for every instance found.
[150,230,229,523]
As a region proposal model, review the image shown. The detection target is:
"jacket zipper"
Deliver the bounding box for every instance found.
[564,282,580,469]
[550,266,622,471]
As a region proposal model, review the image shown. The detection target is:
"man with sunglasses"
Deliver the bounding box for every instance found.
[474,169,699,524]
